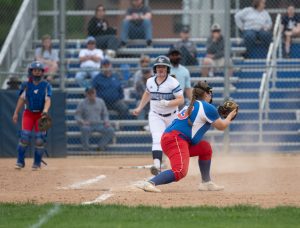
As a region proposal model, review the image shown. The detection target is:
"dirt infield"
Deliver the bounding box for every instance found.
[0,153,299,208]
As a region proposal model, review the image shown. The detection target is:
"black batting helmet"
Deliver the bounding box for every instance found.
[153,55,171,74]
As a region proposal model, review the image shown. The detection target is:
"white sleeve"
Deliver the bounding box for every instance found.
[96,49,104,59]
[145,78,151,93]
[79,49,86,58]
[172,80,183,97]
[235,8,248,30]
[265,11,273,30]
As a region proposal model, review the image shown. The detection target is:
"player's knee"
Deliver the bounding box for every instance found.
[35,138,44,147]
[19,130,31,146]
[35,132,46,147]
[199,141,212,160]
[175,169,188,181]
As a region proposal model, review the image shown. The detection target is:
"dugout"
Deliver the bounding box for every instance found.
[0,89,67,157]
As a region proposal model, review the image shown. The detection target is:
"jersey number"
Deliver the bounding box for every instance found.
[177,107,194,120]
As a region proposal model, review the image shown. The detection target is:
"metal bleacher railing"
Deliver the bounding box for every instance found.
[2,1,300,154]
[259,14,281,142]
[258,13,300,150]
[0,0,37,89]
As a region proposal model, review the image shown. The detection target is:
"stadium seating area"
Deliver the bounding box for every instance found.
[24,38,300,154]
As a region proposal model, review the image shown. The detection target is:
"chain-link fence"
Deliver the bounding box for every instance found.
[0,1,23,49]
[1,0,300,156]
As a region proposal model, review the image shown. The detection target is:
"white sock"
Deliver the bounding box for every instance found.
[153,159,161,169]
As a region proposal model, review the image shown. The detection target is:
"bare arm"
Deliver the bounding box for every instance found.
[141,12,152,20]
[12,97,25,124]
[79,55,91,62]
[132,91,151,116]
[185,88,193,101]
[90,55,101,62]
[212,109,237,130]
[43,97,51,113]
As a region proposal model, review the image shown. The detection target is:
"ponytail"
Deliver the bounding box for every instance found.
[187,81,212,126]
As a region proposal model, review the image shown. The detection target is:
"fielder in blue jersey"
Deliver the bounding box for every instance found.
[12,61,52,170]
[136,81,237,192]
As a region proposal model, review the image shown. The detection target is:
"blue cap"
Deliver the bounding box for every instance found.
[101,58,111,65]
[86,36,96,44]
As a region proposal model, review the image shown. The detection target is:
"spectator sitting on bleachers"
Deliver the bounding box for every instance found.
[173,26,198,66]
[75,87,115,152]
[135,67,151,120]
[234,0,272,58]
[201,23,233,78]
[132,54,152,85]
[281,4,300,58]
[35,34,59,82]
[168,47,192,102]
[92,58,130,119]
[88,4,120,58]
[75,36,104,88]
[6,76,21,90]
[120,0,152,47]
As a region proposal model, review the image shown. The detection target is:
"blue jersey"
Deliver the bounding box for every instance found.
[19,80,52,112]
[165,100,219,145]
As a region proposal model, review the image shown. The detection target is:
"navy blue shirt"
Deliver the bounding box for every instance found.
[19,80,52,112]
[281,14,300,31]
[92,72,124,104]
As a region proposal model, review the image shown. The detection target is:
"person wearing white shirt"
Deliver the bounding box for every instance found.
[234,0,272,57]
[75,36,104,88]
[132,55,184,176]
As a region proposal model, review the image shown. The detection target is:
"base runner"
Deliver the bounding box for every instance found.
[132,55,184,175]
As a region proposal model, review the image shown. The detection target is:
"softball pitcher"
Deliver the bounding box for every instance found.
[132,55,184,175]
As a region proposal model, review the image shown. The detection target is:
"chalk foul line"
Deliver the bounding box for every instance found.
[30,204,61,228]
[82,192,114,205]
[57,175,106,190]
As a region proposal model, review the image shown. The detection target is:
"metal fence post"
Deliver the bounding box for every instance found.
[182,0,190,26]
[53,0,58,39]
[59,0,66,91]
[223,0,231,153]
[33,0,38,41]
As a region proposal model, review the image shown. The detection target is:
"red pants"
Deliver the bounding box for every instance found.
[22,110,42,132]
[161,130,212,181]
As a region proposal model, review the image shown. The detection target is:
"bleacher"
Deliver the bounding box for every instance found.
[24,38,300,154]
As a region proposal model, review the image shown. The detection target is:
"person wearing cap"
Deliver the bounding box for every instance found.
[234,0,272,58]
[92,58,130,120]
[168,47,192,102]
[75,36,104,88]
[75,87,115,152]
[201,23,233,78]
[120,0,153,47]
[173,26,198,66]
[87,4,120,58]
[7,76,21,90]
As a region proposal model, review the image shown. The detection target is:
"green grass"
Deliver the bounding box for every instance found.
[0,203,300,228]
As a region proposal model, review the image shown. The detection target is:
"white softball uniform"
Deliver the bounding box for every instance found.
[146,75,183,151]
